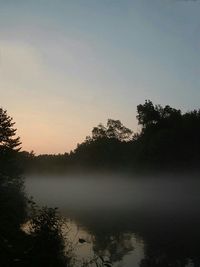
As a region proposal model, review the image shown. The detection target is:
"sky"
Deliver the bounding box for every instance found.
[0,0,200,154]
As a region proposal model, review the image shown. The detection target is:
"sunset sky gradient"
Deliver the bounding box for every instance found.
[0,0,200,154]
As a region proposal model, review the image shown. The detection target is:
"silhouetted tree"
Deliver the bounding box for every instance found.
[135,100,200,167]
[0,108,21,152]
[137,100,182,130]
[69,119,133,170]
[136,100,160,128]
[92,119,132,142]
[0,108,22,182]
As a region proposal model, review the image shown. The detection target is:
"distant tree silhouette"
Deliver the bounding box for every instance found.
[20,100,200,172]
[134,100,200,167]
[137,100,182,130]
[67,119,133,170]
[137,100,161,128]
[92,119,132,141]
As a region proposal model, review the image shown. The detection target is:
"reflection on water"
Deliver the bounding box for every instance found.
[25,173,200,267]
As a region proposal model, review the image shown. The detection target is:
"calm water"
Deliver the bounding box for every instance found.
[25,173,200,267]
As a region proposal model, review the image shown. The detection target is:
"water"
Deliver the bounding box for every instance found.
[25,172,200,267]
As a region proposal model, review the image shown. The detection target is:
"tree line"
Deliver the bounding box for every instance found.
[19,100,200,173]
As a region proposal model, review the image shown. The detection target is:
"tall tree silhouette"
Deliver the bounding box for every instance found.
[0,108,22,181]
[0,108,21,152]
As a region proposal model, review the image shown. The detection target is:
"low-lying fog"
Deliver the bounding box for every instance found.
[25,172,200,216]
[25,172,200,267]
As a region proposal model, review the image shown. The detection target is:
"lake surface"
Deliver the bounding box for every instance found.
[25,172,200,267]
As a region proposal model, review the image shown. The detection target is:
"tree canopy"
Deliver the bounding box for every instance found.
[137,100,182,129]
[92,119,133,141]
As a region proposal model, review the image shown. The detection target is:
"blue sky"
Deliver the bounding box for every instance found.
[0,0,199,153]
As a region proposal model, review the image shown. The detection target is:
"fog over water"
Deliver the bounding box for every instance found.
[25,172,200,267]
[25,173,200,214]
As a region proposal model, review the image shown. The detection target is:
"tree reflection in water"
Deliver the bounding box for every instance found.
[66,205,200,267]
